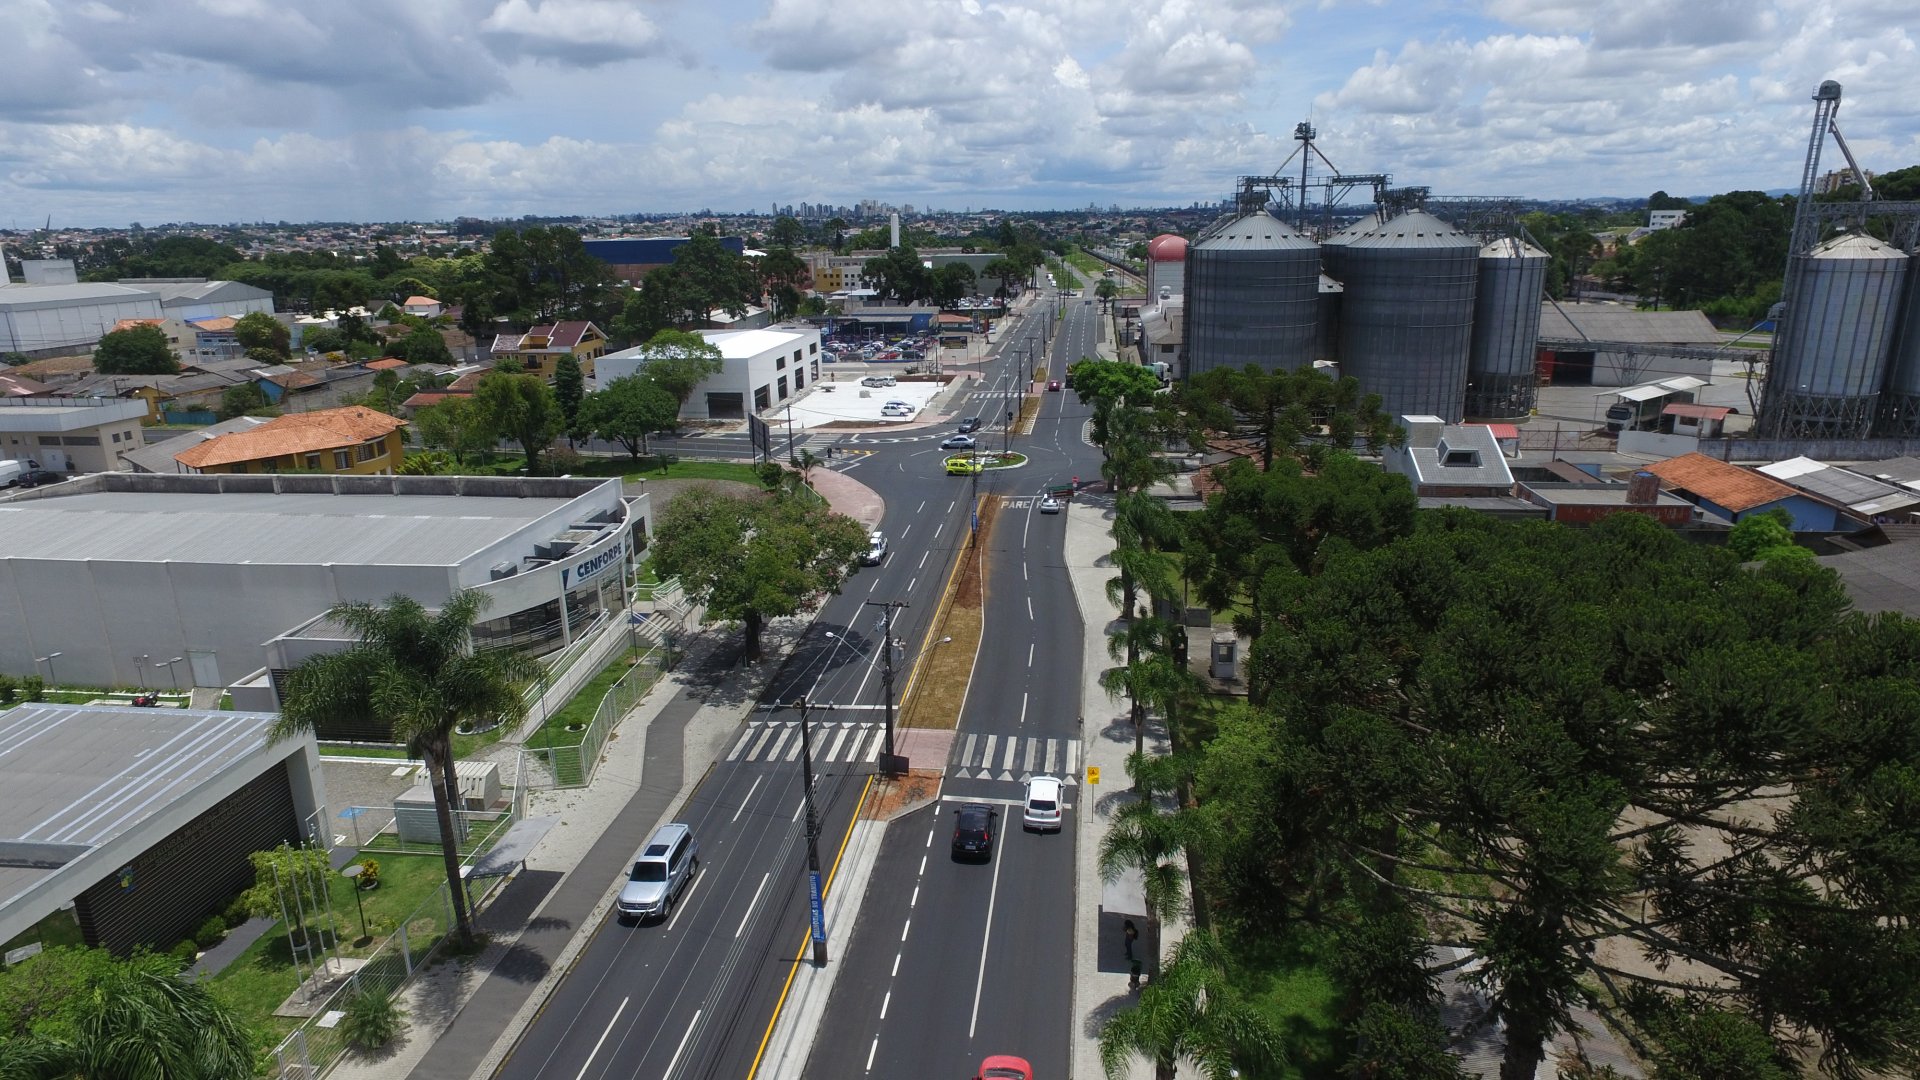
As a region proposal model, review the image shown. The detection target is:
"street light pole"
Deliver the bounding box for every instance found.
[340,864,370,944]
[792,698,829,966]
[160,657,184,691]
[34,652,61,690]
[861,600,908,773]
[134,655,149,689]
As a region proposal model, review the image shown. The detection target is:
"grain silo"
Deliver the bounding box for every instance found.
[1183,209,1321,378]
[1335,209,1481,421]
[1318,211,1382,285]
[1875,244,1920,435]
[1464,237,1549,419]
[1764,232,1908,439]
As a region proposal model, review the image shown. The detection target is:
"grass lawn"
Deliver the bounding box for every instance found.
[208,854,456,1038]
[1065,248,1108,277]
[524,647,655,752]
[425,452,758,486]
[1178,691,1248,748]
[1223,922,1346,1078]
[318,742,413,760]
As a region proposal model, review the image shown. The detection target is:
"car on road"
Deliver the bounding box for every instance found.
[1047,380,1062,391]
[974,1055,1033,1080]
[946,456,983,475]
[951,803,997,860]
[940,433,976,450]
[617,822,698,922]
[957,416,982,433]
[1038,495,1062,514]
[1023,775,1063,831]
[884,400,914,411]
[7,469,63,488]
[860,530,888,566]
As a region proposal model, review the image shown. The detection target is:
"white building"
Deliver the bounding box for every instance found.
[1647,210,1688,231]
[0,283,167,356]
[0,395,150,472]
[597,325,824,421]
[116,278,275,321]
[0,473,649,695]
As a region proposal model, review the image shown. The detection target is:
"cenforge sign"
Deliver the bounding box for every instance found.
[561,539,625,590]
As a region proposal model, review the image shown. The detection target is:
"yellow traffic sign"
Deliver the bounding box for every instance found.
[1086,766,1100,786]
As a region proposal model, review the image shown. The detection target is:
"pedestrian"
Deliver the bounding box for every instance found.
[1123,918,1138,960]
[1128,959,1144,992]
[826,444,834,459]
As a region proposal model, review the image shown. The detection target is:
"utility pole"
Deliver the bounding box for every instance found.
[792,697,829,966]
[784,402,797,465]
[862,600,909,773]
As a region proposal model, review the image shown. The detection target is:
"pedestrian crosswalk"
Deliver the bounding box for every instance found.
[949,734,1080,784]
[727,721,885,765]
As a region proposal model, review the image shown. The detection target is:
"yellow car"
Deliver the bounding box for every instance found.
[946,456,983,475]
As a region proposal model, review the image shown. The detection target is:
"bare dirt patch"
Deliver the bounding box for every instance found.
[861,769,945,820]
[897,496,999,730]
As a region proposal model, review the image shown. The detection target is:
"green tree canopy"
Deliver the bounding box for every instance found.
[631,330,725,404]
[473,368,562,473]
[578,375,679,460]
[217,382,273,420]
[92,323,179,375]
[233,311,291,358]
[0,958,256,1080]
[411,396,492,465]
[398,325,452,366]
[649,486,867,658]
[552,354,585,435]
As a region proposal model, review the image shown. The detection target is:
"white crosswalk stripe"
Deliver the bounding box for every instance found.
[947,734,1082,785]
[727,721,882,765]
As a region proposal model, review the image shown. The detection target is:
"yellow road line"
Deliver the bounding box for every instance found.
[745,774,875,1080]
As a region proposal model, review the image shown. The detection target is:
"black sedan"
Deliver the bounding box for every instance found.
[950,803,997,861]
[8,469,63,488]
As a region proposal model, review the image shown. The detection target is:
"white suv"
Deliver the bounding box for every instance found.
[861,530,888,565]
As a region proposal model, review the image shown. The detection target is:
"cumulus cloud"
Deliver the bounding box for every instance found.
[479,0,668,65]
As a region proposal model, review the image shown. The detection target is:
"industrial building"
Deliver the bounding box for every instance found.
[0,271,274,359]
[0,473,649,706]
[0,394,150,472]
[584,236,747,283]
[597,325,823,420]
[0,704,326,956]
[115,278,274,322]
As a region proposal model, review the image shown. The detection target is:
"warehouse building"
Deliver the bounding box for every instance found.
[116,278,274,322]
[0,283,167,357]
[584,236,747,283]
[0,704,326,956]
[597,325,822,420]
[0,473,649,702]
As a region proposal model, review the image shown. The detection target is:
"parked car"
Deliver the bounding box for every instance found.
[1038,495,1062,514]
[951,803,997,861]
[8,469,63,489]
[946,456,983,475]
[974,1056,1033,1080]
[1023,775,1063,831]
[940,434,976,450]
[883,405,913,417]
[861,530,888,566]
[957,416,982,433]
[884,400,914,411]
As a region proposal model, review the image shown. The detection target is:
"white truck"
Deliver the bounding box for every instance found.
[0,459,42,487]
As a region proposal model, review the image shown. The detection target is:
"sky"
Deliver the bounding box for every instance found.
[3,0,1917,226]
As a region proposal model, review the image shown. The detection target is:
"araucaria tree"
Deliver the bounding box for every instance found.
[648,486,867,659]
[274,592,538,944]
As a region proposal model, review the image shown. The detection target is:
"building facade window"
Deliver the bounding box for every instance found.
[754,386,770,411]
[776,355,786,370]
[355,441,382,463]
[305,454,321,470]
[777,375,788,399]
[792,349,802,366]
[472,598,566,654]
[333,450,352,470]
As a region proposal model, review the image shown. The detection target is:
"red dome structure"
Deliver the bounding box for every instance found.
[1147,234,1188,262]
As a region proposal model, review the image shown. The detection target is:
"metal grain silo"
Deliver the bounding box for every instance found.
[1183,209,1321,378]
[1464,237,1549,419]
[1318,211,1381,285]
[1876,246,1920,435]
[1765,232,1908,438]
[1336,209,1481,422]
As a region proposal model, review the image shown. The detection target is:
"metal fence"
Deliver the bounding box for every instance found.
[269,871,508,1079]
[333,802,519,857]
[520,642,664,788]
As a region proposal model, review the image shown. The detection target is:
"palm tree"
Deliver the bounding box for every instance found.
[0,962,256,1080]
[1099,930,1287,1080]
[273,591,539,944]
[1098,753,1190,977]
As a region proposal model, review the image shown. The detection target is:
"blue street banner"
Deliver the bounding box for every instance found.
[808,870,826,943]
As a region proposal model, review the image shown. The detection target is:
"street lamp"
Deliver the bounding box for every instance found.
[158,657,184,691]
[790,697,829,966]
[134,654,150,690]
[34,652,61,690]
[340,864,370,945]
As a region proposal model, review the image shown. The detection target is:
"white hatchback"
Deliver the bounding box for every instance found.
[1022,775,1063,832]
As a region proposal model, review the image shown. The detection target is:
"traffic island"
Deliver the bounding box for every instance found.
[896,496,999,731]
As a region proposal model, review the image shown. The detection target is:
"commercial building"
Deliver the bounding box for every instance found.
[584,236,746,283]
[0,283,167,357]
[597,325,822,420]
[0,473,649,695]
[170,405,407,475]
[1381,416,1516,498]
[0,704,326,955]
[0,395,149,472]
[115,278,275,322]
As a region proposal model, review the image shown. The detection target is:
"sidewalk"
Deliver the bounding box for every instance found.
[1064,500,1181,1080]
[322,474,887,1080]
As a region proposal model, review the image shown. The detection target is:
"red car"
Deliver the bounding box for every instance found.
[1047,380,1062,391]
[974,1056,1032,1080]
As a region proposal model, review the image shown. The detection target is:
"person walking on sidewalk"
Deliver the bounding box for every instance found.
[1123,918,1138,960]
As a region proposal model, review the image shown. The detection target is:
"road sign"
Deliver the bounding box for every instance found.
[1086,766,1100,786]
[808,870,826,943]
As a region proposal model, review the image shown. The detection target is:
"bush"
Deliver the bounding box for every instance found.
[194,916,228,949]
[356,858,380,889]
[169,939,199,965]
[21,675,44,702]
[341,985,406,1051]
[223,896,252,929]
[0,674,16,704]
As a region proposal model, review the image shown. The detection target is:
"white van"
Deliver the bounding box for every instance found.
[0,459,43,487]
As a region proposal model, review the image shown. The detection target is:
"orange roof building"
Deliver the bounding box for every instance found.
[172,405,407,475]
[1643,451,1846,531]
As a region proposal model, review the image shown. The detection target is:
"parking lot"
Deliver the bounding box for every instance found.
[780,375,946,430]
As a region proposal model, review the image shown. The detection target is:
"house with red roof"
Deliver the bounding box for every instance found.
[1645,452,1844,531]
[490,321,606,382]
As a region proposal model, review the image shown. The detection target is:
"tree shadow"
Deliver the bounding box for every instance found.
[489,941,550,985]
[1082,987,1142,1040]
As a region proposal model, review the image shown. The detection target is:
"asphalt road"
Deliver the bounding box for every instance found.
[804,283,1107,1078]
[495,285,1106,1080]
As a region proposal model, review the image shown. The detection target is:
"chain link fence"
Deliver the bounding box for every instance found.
[520,643,663,787]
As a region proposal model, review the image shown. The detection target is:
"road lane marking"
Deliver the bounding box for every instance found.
[917,500,925,513]
[573,995,629,1080]
[901,918,911,941]
[981,735,997,766]
[934,522,944,540]
[908,577,917,592]
[662,1009,701,1080]
[748,776,875,1080]
[880,991,891,1020]
[866,1036,879,1072]
[911,885,919,907]
[1001,739,1017,771]
[892,952,901,977]
[918,550,929,569]
[900,524,911,538]
[1027,642,1035,667]
[1026,595,1033,620]
[792,798,804,822]
[1020,692,1029,728]
[736,873,771,938]
[667,871,705,931]
[968,831,1010,1039]
[948,500,955,512]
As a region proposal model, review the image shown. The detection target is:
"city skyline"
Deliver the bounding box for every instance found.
[4,0,1916,227]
